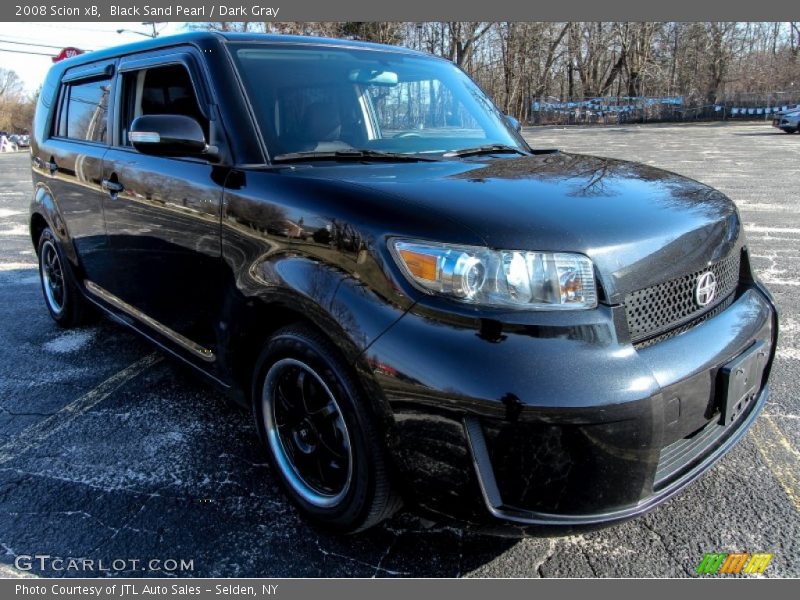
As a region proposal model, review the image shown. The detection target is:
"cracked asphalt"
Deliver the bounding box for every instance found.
[0,121,798,578]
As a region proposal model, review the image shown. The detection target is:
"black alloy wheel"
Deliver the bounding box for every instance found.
[253,324,402,532]
[37,228,93,327]
[264,357,353,506]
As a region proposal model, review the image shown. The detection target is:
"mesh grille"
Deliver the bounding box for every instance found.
[625,252,740,346]
[634,294,736,349]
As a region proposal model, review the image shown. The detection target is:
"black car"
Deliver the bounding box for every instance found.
[29,32,777,534]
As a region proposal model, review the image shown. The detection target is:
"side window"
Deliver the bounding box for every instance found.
[54,78,110,143]
[120,63,208,146]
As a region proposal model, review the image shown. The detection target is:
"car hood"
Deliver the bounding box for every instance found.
[279,152,741,302]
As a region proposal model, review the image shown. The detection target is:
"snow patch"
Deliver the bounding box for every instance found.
[15,275,40,285]
[778,348,800,361]
[745,225,800,235]
[44,329,96,354]
[0,262,35,271]
[0,224,29,236]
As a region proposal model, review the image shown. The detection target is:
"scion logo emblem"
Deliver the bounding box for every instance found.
[695,271,717,307]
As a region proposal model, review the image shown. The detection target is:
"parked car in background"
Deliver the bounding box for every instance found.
[4,134,29,149]
[29,32,778,534]
[772,109,800,133]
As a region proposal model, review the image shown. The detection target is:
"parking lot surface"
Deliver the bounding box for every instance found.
[0,122,798,577]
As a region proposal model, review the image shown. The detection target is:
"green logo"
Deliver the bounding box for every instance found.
[696,552,773,575]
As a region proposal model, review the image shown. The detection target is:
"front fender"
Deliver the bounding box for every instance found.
[219,221,413,424]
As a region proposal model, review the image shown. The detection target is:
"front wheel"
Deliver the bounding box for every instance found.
[253,324,401,533]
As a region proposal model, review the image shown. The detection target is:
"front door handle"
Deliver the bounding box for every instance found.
[101,178,124,197]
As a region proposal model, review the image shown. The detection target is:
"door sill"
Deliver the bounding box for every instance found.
[84,280,216,363]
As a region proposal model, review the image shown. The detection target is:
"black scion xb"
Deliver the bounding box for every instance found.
[29,32,778,533]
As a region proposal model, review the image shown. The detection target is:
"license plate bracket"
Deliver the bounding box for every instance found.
[718,341,769,426]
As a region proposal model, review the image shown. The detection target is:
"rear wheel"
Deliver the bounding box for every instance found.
[253,324,401,532]
[37,228,93,327]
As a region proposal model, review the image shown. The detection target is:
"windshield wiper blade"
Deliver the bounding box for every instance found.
[272,149,439,163]
[442,144,529,158]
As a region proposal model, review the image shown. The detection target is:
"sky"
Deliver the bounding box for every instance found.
[0,22,190,93]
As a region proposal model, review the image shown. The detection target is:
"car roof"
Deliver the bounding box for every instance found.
[52,31,430,71]
[219,31,428,55]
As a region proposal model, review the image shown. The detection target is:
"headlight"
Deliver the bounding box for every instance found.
[390,239,597,310]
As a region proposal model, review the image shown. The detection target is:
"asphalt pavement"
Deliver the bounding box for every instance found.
[0,121,797,577]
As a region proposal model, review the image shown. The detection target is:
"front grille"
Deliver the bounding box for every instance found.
[624,252,740,346]
[634,294,736,349]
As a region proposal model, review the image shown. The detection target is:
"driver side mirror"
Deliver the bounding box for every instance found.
[505,114,522,132]
[130,114,217,158]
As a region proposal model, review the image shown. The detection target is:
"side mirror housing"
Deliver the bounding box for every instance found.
[506,114,522,132]
[130,115,216,158]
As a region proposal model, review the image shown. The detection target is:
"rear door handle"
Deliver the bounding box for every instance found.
[34,157,58,174]
[101,178,124,196]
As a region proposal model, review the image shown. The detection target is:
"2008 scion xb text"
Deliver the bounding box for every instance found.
[16,585,280,596]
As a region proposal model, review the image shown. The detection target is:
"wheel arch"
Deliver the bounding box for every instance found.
[221,258,407,433]
[30,183,77,264]
[30,211,49,253]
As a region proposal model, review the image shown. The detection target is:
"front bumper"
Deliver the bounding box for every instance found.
[463,385,768,527]
[365,282,777,530]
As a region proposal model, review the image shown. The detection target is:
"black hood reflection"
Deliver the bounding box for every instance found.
[450,152,733,211]
[279,152,741,302]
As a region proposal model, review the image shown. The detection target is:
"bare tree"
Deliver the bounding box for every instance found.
[444,22,494,67]
[191,21,800,121]
[0,69,24,100]
[0,69,35,133]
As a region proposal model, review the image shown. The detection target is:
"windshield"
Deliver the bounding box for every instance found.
[228,43,526,159]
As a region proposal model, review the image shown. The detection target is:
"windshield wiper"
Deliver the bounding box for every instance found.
[272,149,439,163]
[442,144,529,158]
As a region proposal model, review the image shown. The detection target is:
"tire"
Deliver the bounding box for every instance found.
[253,323,401,533]
[37,228,94,327]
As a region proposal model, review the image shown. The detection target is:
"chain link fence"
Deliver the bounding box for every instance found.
[529,93,800,126]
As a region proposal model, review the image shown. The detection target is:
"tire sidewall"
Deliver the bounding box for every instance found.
[253,328,376,532]
[38,228,76,325]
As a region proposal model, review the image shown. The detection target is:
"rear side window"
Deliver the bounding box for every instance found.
[55,78,110,143]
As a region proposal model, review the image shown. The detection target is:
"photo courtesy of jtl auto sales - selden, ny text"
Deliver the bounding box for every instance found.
[0,0,797,595]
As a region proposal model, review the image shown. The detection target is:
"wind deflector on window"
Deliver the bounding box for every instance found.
[62,63,114,84]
